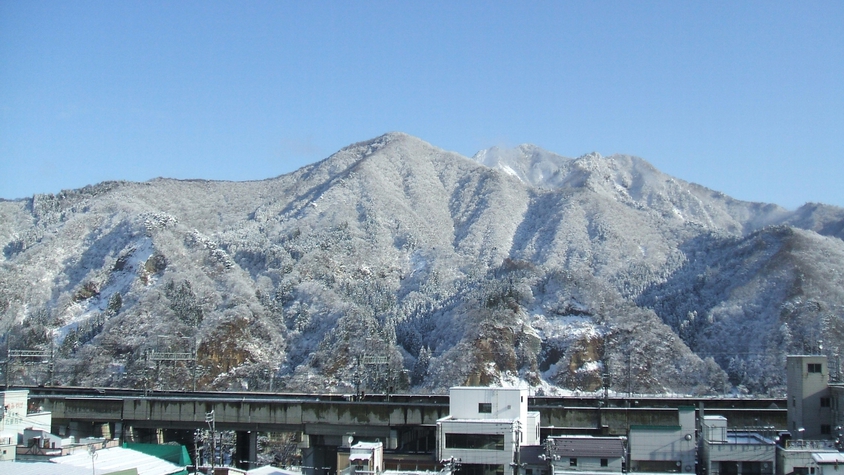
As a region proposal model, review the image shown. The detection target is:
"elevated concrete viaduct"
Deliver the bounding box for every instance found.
[24,388,786,472]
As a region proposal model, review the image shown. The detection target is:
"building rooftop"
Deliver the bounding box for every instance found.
[725,434,773,445]
[519,445,546,465]
[812,453,844,464]
[438,416,520,423]
[351,441,383,449]
[247,467,302,475]
[51,445,186,475]
[0,461,92,475]
[782,440,840,452]
[703,432,775,445]
[547,436,626,459]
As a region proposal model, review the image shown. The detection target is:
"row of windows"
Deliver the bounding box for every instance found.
[455,463,505,475]
[792,396,831,407]
[445,433,505,450]
[567,458,609,467]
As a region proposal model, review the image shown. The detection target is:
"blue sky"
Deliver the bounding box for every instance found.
[1,1,842,209]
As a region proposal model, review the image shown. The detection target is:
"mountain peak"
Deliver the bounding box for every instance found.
[2,133,843,395]
[471,144,573,187]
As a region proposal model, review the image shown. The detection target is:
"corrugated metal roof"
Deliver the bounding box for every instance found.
[0,461,92,475]
[813,453,844,464]
[51,446,185,475]
[520,445,546,464]
[548,436,625,458]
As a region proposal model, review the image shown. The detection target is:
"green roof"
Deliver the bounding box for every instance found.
[122,442,192,469]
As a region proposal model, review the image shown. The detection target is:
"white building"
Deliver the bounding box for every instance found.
[347,441,385,475]
[810,452,844,475]
[628,406,696,473]
[0,430,14,461]
[777,440,840,475]
[0,388,52,461]
[699,415,776,475]
[545,435,626,475]
[437,387,541,475]
[1,389,51,443]
[786,356,835,439]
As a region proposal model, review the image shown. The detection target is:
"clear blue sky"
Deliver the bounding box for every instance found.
[1,1,842,209]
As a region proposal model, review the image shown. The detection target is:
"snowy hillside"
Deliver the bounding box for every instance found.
[1,132,842,396]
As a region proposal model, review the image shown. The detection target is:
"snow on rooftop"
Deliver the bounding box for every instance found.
[813,452,844,464]
[2,462,92,475]
[51,445,185,475]
[248,467,303,475]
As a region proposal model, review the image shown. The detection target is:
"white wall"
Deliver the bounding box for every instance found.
[438,419,517,475]
[449,387,526,421]
[525,411,540,446]
[787,355,832,438]
[552,456,624,473]
[702,416,728,443]
[628,408,696,473]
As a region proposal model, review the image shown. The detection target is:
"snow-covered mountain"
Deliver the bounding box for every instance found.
[1,132,842,396]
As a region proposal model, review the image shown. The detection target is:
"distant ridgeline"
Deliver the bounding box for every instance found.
[1,132,843,395]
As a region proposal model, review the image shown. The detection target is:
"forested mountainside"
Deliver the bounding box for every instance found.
[1,132,843,396]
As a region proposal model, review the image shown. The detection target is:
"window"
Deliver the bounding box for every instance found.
[821,425,831,435]
[601,459,609,467]
[820,397,831,408]
[570,458,577,467]
[807,363,822,373]
[479,403,492,413]
[445,433,505,450]
[458,463,504,475]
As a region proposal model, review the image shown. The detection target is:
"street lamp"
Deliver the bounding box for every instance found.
[88,444,98,475]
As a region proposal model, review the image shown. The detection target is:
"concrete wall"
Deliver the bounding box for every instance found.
[628,408,696,473]
[787,355,831,438]
[437,419,517,475]
[449,387,527,421]
[552,455,624,473]
[33,392,786,451]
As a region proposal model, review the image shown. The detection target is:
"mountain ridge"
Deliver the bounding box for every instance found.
[1,132,842,395]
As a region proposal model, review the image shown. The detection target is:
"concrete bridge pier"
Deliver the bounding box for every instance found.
[301,436,338,475]
[235,430,258,470]
[122,426,165,444]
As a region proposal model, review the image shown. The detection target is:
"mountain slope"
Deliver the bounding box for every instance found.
[1,132,842,395]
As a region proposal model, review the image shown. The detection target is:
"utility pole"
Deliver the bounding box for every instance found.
[6,347,53,387]
[601,358,611,401]
[147,336,197,391]
[362,354,389,395]
[206,410,216,473]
